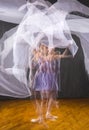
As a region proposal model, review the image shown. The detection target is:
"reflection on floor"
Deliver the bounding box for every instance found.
[0,98,89,130]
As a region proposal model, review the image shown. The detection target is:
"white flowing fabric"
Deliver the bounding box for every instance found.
[0,0,89,97]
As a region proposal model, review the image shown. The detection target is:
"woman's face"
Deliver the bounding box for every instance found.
[43,46,48,55]
[39,43,48,55]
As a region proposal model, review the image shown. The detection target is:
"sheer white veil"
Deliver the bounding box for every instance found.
[0,0,89,97]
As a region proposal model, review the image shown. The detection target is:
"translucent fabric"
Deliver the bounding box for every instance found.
[0,0,89,98]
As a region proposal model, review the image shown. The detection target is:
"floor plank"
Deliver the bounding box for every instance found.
[0,98,89,130]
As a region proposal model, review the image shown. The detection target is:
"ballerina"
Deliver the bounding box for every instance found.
[45,47,72,120]
[30,43,72,123]
[31,44,47,123]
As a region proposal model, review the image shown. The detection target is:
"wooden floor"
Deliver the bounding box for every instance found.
[0,98,89,130]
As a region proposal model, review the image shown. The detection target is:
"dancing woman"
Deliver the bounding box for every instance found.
[31,45,48,123]
[31,45,72,123]
[45,48,72,120]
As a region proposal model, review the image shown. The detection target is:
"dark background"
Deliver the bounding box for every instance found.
[49,0,89,6]
[0,0,89,99]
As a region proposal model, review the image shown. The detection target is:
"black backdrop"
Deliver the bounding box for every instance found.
[48,0,89,6]
[0,0,89,98]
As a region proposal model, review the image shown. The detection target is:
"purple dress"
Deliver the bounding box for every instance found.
[33,58,59,93]
[33,58,46,91]
[44,60,58,92]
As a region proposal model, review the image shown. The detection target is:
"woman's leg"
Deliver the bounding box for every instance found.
[31,91,43,123]
[46,91,58,120]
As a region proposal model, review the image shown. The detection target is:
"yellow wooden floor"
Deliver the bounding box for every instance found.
[0,98,89,130]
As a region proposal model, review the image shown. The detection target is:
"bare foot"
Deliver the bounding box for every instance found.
[31,117,43,123]
[46,113,58,121]
[31,117,49,128]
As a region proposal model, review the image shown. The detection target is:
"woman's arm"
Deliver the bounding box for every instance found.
[61,47,73,58]
[61,54,73,58]
[54,53,73,59]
